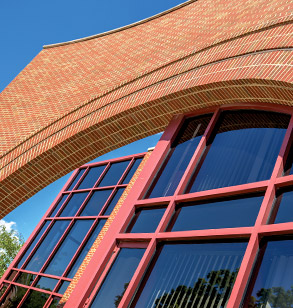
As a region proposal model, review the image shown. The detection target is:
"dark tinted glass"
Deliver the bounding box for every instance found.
[283,145,293,175]
[170,195,263,231]
[98,161,130,187]
[17,221,51,268]
[67,169,86,191]
[146,115,212,199]
[25,220,70,272]
[35,276,58,292]
[44,220,94,276]
[78,166,106,189]
[188,111,290,193]
[49,297,61,308]
[133,241,247,308]
[103,188,125,216]
[15,272,36,286]
[7,271,18,281]
[0,285,28,307]
[243,239,293,307]
[122,158,143,184]
[57,280,71,295]
[271,190,293,224]
[50,194,68,217]
[127,208,166,233]
[80,190,112,216]
[21,290,49,308]
[67,220,106,278]
[90,248,145,308]
[59,192,88,217]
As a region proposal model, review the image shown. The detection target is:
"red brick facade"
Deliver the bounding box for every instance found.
[0,0,292,218]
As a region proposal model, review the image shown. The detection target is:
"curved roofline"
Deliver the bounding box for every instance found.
[43,0,195,49]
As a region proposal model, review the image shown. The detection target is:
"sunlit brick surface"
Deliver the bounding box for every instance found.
[0,0,293,218]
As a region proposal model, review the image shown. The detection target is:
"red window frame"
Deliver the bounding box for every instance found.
[64,103,293,308]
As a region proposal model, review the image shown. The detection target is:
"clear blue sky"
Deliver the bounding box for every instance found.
[1,0,185,239]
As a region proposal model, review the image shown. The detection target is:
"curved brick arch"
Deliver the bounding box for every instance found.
[0,0,292,217]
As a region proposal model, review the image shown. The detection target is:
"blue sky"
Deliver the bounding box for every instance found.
[0,0,185,239]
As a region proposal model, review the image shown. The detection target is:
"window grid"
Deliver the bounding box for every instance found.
[80,105,293,308]
[0,153,145,308]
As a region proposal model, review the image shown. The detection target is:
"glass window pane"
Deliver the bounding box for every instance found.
[59,192,88,217]
[98,161,131,187]
[44,220,94,276]
[35,276,59,292]
[283,145,293,176]
[57,281,71,295]
[15,272,36,286]
[170,195,263,231]
[21,290,50,308]
[49,194,68,217]
[49,297,61,308]
[67,220,106,278]
[17,221,51,268]
[187,111,290,193]
[122,158,143,184]
[0,285,28,307]
[67,169,86,191]
[103,188,125,216]
[80,190,112,216]
[146,115,212,199]
[78,166,106,189]
[7,271,18,281]
[90,248,145,308]
[133,241,247,308]
[24,220,70,272]
[243,239,293,307]
[126,208,166,233]
[271,190,293,224]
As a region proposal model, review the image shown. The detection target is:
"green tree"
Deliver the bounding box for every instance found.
[0,224,24,278]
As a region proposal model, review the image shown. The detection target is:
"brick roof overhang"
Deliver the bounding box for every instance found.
[0,0,292,218]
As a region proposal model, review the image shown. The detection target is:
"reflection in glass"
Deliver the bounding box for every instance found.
[44,220,94,276]
[272,190,293,224]
[80,190,112,216]
[146,115,212,199]
[15,272,36,286]
[25,221,70,272]
[103,188,125,216]
[21,290,49,308]
[59,192,88,217]
[49,297,61,308]
[133,241,247,308]
[67,169,86,191]
[244,239,293,307]
[122,158,143,184]
[50,194,68,217]
[7,270,18,281]
[67,220,106,278]
[126,207,166,233]
[170,195,263,231]
[78,166,106,189]
[98,161,131,187]
[17,221,51,268]
[283,145,293,176]
[57,280,71,295]
[36,276,58,292]
[90,248,145,308]
[0,285,28,307]
[188,111,290,193]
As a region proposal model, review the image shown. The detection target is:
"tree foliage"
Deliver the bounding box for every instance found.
[0,225,24,278]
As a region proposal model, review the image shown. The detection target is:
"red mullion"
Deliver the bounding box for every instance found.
[93,162,111,188]
[227,115,293,307]
[86,246,121,305]
[275,174,293,187]
[16,286,31,308]
[135,196,172,206]
[65,167,88,192]
[259,222,293,236]
[116,233,154,242]
[38,219,75,275]
[117,157,135,185]
[156,200,175,233]
[175,108,220,195]
[61,217,101,278]
[118,238,157,308]
[138,114,185,199]
[175,180,268,203]
[54,192,75,217]
[99,187,121,216]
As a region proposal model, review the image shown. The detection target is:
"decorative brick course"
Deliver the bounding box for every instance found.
[0,0,292,217]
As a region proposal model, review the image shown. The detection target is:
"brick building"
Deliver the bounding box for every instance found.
[0,0,293,307]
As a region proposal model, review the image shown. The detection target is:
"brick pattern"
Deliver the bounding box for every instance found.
[59,151,152,304]
[0,0,292,218]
